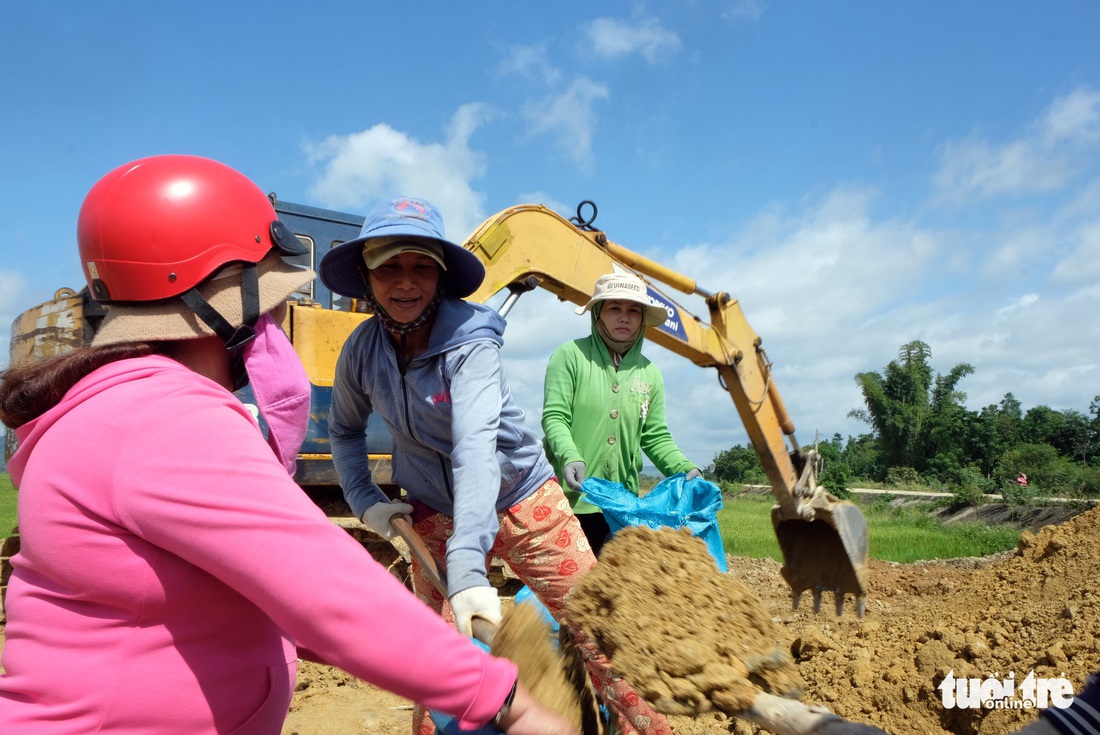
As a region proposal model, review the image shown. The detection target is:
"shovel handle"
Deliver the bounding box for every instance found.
[390,516,498,646]
[391,516,446,593]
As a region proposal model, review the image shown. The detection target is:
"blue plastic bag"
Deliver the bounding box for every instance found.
[580,473,728,572]
[429,640,498,735]
[514,584,559,637]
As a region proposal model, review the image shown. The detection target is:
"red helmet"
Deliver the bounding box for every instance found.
[77,154,304,302]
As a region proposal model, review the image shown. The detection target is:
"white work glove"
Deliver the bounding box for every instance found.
[685,467,703,481]
[563,461,586,492]
[360,500,414,539]
[449,585,502,638]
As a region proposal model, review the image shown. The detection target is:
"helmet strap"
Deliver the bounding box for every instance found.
[179,263,261,390]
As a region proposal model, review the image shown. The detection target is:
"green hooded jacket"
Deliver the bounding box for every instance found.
[541,313,694,514]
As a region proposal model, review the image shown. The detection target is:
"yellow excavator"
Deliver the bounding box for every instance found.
[6,198,868,617]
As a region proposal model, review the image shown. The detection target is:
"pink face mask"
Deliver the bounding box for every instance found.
[241,313,311,476]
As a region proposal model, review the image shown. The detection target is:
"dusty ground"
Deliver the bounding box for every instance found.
[279,502,1100,735]
[2,502,1097,735]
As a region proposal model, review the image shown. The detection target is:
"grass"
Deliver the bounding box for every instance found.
[1,471,15,535]
[718,492,1022,563]
[0,473,1024,564]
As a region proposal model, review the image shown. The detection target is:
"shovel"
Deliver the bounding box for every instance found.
[389,517,602,735]
[390,516,498,644]
[391,520,887,735]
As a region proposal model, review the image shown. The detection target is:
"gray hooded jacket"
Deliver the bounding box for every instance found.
[329,298,553,595]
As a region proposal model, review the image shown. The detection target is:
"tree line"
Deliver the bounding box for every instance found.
[706,340,1100,501]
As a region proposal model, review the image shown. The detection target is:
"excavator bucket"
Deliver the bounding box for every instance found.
[771,496,869,618]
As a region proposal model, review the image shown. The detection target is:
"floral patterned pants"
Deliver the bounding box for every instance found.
[408,478,671,735]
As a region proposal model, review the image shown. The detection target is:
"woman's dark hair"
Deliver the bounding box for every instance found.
[0,343,158,429]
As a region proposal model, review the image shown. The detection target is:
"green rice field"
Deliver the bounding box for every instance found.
[0,474,1024,564]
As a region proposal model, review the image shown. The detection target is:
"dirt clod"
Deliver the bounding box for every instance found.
[566,526,804,716]
[491,599,601,735]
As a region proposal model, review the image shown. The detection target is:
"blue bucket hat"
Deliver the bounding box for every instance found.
[318,196,485,300]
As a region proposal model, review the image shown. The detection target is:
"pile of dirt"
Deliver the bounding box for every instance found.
[6,505,1098,735]
[566,526,803,715]
[203,503,1100,735]
[783,504,1100,735]
[514,503,1100,735]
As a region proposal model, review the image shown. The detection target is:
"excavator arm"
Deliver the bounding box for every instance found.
[462,202,868,617]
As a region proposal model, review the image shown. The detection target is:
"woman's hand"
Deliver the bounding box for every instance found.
[563,462,586,491]
[360,500,414,539]
[497,682,578,735]
[448,585,502,637]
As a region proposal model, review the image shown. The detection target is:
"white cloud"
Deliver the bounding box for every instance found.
[1041,87,1100,147]
[722,0,767,23]
[934,137,1074,201]
[584,17,682,63]
[995,293,1039,318]
[934,86,1100,202]
[515,190,574,219]
[980,223,1055,279]
[520,77,610,172]
[303,104,494,239]
[1052,219,1100,282]
[497,44,562,87]
[668,186,943,337]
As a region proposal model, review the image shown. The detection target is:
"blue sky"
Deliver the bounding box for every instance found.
[4,2,1100,469]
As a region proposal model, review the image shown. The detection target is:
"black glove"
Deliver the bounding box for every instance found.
[812,720,892,735]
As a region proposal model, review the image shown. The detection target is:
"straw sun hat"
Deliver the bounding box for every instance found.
[91,252,313,347]
[574,273,667,327]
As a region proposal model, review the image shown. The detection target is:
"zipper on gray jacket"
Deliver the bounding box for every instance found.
[399,373,454,502]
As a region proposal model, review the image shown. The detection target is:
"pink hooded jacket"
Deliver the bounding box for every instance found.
[0,355,515,733]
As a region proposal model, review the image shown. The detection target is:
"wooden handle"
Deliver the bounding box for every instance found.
[390,516,497,646]
[391,516,446,594]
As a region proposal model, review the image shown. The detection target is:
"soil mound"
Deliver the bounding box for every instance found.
[567,506,1100,735]
[783,503,1100,735]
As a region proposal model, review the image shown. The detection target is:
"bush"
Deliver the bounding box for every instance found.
[997,443,1084,498]
[1078,465,1100,498]
[950,483,986,508]
[820,462,850,495]
[885,466,922,489]
[707,444,767,485]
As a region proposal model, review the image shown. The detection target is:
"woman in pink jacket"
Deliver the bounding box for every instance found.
[0,155,574,735]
